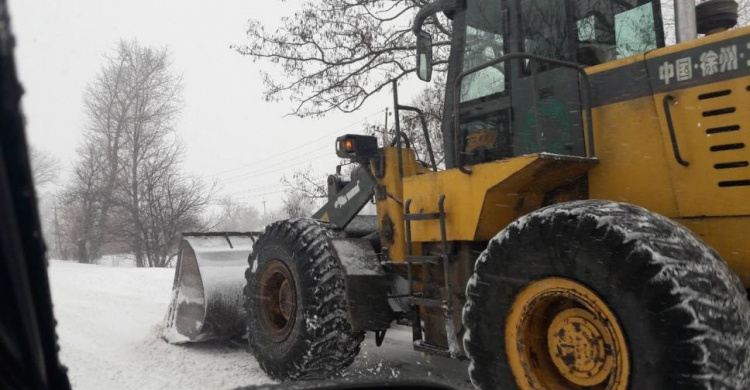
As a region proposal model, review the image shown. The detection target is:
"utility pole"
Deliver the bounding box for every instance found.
[262,199,267,214]
[53,204,61,259]
[383,107,390,146]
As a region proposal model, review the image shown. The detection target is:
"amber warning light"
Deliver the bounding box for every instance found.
[335,134,378,162]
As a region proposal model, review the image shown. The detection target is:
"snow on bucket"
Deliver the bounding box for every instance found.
[163,232,258,343]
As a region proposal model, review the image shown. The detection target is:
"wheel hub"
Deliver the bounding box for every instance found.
[257,260,297,342]
[547,308,615,386]
[505,277,629,390]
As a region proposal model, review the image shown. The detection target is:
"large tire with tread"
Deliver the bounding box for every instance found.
[244,218,364,380]
[463,200,750,390]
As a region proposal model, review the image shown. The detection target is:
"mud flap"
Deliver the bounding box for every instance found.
[328,238,393,332]
[163,232,258,343]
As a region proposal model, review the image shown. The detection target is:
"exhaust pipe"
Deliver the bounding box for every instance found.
[696,0,739,35]
[675,0,740,42]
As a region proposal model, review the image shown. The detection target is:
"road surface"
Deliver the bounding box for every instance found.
[48,260,473,390]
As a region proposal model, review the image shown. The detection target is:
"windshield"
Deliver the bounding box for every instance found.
[461,0,506,102]
[455,0,667,164]
[521,0,664,68]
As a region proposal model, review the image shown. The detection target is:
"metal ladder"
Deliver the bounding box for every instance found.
[400,194,461,357]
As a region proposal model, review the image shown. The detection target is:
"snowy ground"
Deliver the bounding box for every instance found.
[49,261,473,390]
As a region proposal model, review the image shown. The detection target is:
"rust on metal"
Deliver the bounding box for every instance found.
[504,277,629,390]
[257,259,297,343]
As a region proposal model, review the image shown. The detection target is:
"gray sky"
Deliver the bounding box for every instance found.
[9,0,416,211]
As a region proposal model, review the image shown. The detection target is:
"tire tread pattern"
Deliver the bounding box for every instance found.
[244,218,364,381]
[463,200,750,390]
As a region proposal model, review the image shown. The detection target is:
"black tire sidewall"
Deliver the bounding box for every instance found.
[244,219,363,381]
[464,202,747,390]
[247,242,315,368]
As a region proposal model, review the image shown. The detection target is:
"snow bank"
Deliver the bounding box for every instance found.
[48,261,473,390]
[48,261,272,390]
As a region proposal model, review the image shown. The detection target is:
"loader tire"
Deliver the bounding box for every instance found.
[244,218,364,381]
[463,200,750,390]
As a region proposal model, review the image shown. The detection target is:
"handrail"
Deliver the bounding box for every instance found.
[389,131,412,149]
[397,104,438,171]
[662,95,690,166]
[392,80,405,178]
[392,80,438,175]
[453,52,595,174]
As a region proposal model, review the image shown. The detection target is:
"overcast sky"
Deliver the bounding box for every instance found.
[9,0,418,212]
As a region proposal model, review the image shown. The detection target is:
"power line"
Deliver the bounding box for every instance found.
[218,144,331,182]
[222,173,329,197]
[219,151,333,184]
[232,189,287,201]
[204,109,384,178]
[224,183,287,195]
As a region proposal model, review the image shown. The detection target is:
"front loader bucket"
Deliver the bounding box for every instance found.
[163,232,258,343]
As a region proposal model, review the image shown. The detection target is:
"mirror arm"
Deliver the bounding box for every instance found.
[412,0,461,35]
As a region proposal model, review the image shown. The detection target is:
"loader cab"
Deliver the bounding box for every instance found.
[422,0,666,168]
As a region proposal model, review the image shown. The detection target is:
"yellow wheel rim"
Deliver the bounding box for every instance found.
[505,277,629,390]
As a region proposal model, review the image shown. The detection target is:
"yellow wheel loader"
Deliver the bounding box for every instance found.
[165,0,750,388]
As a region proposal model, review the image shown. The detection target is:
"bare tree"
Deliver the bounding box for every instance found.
[136,162,213,267]
[233,0,451,118]
[259,208,286,227]
[29,146,63,258]
[280,165,328,200]
[736,0,750,26]
[210,196,263,231]
[281,189,317,219]
[58,39,148,263]
[252,189,317,226]
[60,140,108,263]
[81,40,139,260]
[105,41,185,266]
[61,39,211,267]
[28,146,61,190]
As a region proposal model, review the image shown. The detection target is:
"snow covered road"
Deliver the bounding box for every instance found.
[49,261,473,390]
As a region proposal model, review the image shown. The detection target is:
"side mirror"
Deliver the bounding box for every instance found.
[416,31,433,82]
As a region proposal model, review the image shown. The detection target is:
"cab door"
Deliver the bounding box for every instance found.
[509,0,586,157]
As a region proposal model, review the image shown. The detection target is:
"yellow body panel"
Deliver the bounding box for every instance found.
[584,28,750,287]
[677,217,750,286]
[586,26,750,219]
[374,147,421,262]
[651,79,750,217]
[587,95,680,216]
[586,76,750,218]
[403,155,539,243]
[403,154,596,243]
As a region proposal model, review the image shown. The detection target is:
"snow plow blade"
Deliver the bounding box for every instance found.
[163,232,258,343]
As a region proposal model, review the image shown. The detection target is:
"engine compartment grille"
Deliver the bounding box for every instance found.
[700,85,750,188]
